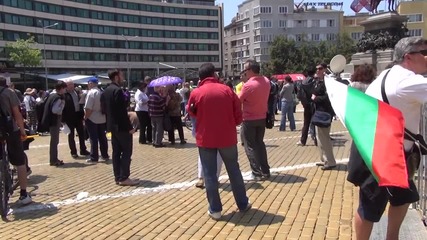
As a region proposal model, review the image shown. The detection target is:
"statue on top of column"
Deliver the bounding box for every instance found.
[351,0,397,13]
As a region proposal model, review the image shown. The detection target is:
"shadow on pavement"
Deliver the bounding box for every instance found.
[221,208,285,226]
[269,173,307,184]
[137,180,165,188]
[265,144,279,148]
[28,175,48,185]
[220,182,264,192]
[7,203,59,221]
[59,162,92,169]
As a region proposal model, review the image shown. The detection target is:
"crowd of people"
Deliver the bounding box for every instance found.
[1,36,426,240]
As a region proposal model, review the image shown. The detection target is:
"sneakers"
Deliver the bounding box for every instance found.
[296,141,305,146]
[18,194,32,205]
[85,159,98,164]
[207,210,221,220]
[195,178,204,188]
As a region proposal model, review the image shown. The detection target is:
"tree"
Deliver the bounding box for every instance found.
[6,36,42,88]
[267,33,357,74]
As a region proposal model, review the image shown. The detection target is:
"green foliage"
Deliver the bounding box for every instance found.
[6,36,42,69]
[356,31,400,52]
[266,33,357,74]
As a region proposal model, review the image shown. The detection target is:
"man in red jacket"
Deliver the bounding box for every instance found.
[187,63,251,220]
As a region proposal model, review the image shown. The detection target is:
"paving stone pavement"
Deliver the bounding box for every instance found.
[0,110,425,239]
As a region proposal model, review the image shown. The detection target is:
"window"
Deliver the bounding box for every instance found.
[278,20,287,28]
[254,21,260,29]
[294,20,307,27]
[311,34,320,41]
[261,20,272,28]
[253,7,260,15]
[254,35,261,42]
[278,6,288,14]
[407,14,423,22]
[351,32,362,40]
[244,24,250,32]
[408,29,422,37]
[296,34,304,42]
[312,20,320,28]
[254,48,261,55]
[261,35,272,42]
[326,33,337,41]
[245,10,249,18]
[260,6,272,14]
[327,19,336,27]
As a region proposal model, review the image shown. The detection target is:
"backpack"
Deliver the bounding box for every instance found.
[0,87,14,140]
[297,77,315,106]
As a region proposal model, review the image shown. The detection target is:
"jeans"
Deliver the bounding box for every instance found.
[151,116,164,146]
[66,119,87,155]
[136,111,152,143]
[242,119,270,177]
[198,152,222,179]
[198,145,249,213]
[85,119,109,161]
[111,131,133,182]
[279,100,295,131]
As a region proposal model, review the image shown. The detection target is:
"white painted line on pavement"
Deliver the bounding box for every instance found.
[11,158,349,214]
[27,131,349,167]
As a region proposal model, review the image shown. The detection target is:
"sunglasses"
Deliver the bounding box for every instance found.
[316,67,324,70]
[408,49,427,56]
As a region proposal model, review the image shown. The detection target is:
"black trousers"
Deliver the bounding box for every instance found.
[136,111,152,143]
[111,131,133,182]
[66,119,87,155]
[300,104,314,145]
[167,116,185,143]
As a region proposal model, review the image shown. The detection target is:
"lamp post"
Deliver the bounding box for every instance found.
[121,35,138,89]
[38,20,58,90]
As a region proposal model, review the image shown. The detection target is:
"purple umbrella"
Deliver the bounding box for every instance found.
[149,76,183,87]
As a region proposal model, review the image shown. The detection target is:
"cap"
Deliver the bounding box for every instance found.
[88,77,99,84]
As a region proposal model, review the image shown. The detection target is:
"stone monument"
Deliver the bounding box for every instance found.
[345,1,407,74]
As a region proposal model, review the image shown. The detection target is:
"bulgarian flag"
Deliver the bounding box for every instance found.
[324,77,409,188]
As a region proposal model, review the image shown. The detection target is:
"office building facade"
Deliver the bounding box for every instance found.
[223,0,343,78]
[0,0,222,86]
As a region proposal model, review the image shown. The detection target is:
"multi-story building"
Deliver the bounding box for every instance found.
[398,0,427,38]
[342,13,370,41]
[0,0,223,87]
[223,0,343,79]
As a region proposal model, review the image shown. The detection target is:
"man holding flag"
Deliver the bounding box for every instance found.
[326,37,427,240]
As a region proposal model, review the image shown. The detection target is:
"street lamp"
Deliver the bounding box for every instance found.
[38,20,58,90]
[121,35,138,89]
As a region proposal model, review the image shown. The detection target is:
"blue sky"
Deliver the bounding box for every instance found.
[215,0,387,25]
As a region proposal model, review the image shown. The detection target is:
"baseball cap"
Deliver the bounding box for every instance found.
[88,77,98,84]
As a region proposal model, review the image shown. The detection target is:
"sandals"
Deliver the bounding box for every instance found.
[50,160,64,167]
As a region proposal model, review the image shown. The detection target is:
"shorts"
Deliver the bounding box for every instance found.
[0,131,26,166]
[358,180,419,222]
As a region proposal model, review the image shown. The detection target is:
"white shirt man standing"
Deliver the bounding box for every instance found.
[84,77,109,163]
[349,36,427,240]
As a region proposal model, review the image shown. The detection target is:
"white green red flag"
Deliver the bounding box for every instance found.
[324,76,409,188]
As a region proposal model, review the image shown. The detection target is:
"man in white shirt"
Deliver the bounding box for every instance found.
[134,80,152,144]
[349,36,427,240]
[84,77,109,163]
